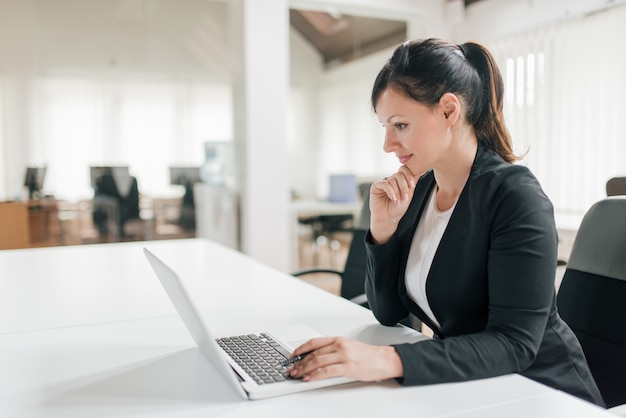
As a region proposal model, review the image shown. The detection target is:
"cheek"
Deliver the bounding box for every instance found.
[404,127,427,148]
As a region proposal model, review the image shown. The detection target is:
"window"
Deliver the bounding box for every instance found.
[31,76,232,200]
[491,4,626,227]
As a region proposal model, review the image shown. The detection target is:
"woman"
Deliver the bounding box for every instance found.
[288,38,604,406]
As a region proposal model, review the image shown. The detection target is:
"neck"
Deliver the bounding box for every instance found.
[432,129,478,211]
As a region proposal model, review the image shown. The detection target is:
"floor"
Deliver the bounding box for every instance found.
[294,232,350,296]
[55,198,196,246]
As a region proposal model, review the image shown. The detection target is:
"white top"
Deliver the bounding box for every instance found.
[405,188,456,329]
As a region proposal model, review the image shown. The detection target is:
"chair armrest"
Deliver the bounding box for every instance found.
[292,268,342,278]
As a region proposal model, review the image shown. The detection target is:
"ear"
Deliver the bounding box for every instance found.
[439,93,460,125]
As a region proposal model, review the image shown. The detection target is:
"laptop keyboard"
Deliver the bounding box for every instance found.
[216,333,294,385]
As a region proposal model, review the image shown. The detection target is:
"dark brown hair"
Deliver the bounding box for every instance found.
[371,38,518,163]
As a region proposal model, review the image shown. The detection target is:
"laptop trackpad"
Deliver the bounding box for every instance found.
[265,324,323,351]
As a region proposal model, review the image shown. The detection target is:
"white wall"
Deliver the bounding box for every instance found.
[289,31,401,200]
[453,0,626,43]
[288,27,323,199]
[235,0,291,271]
[316,48,398,197]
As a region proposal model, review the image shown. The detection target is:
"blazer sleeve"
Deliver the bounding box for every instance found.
[364,232,410,326]
[386,166,559,385]
[364,172,434,326]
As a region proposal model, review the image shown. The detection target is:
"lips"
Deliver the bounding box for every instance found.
[398,154,413,165]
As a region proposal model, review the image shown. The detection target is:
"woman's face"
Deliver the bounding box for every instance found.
[375,87,449,176]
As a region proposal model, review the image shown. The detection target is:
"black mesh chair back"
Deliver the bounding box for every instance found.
[556,196,626,408]
[606,176,626,196]
[338,228,368,302]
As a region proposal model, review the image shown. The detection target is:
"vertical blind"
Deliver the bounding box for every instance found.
[490,3,626,228]
[1,75,232,200]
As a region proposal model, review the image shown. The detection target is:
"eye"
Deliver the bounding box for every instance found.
[394,123,407,130]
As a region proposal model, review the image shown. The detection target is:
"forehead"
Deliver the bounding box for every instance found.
[375,88,431,119]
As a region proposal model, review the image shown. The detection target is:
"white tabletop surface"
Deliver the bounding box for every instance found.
[0,239,614,417]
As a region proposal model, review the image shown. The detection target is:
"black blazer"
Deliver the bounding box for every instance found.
[365,144,604,406]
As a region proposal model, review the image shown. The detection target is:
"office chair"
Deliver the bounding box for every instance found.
[297,214,354,264]
[293,186,370,305]
[296,175,367,267]
[606,176,626,196]
[92,173,141,240]
[293,223,369,306]
[556,196,626,408]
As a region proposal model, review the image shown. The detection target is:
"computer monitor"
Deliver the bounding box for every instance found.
[89,165,130,189]
[90,165,131,192]
[24,166,47,199]
[169,166,201,187]
[328,174,358,203]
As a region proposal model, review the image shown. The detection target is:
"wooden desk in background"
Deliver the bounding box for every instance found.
[0,199,61,250]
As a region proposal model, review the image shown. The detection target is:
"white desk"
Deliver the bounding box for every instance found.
[0,239,614,417]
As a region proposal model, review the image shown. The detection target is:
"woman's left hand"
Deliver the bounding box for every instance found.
[287,336,403,382]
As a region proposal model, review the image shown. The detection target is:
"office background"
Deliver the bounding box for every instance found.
[1,0,625,271]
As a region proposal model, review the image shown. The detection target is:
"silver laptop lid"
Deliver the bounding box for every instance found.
[143,247,248,399]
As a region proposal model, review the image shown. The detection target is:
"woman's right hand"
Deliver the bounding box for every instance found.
[369,165,419,244]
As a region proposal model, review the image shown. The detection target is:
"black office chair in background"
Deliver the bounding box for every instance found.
[92,172,141,240]
[606,176,626,197]
[297,175,363,267]
[293,227,369,306]
[293,185,371,306]
[556,196,626,409]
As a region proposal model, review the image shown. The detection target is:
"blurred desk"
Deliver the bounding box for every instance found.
[290,199,362,270]
[0,198,60,250]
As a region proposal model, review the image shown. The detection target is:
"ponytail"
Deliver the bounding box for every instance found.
[458,42,518,163]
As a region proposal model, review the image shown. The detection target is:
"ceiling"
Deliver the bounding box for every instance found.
[289,9,406,68]
[290,1,483,68]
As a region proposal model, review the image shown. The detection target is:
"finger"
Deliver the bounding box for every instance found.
[301,363,344,382]
[393,169,417,203]
[388,173,417,205]
[289,348,338,378]
[290,337,334,358]
[373,176,399,204]
[397,165,419,188]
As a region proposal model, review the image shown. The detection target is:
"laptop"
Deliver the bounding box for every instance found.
[143,247,355,400]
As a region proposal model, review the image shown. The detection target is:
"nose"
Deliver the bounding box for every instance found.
[383,128,398,154]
